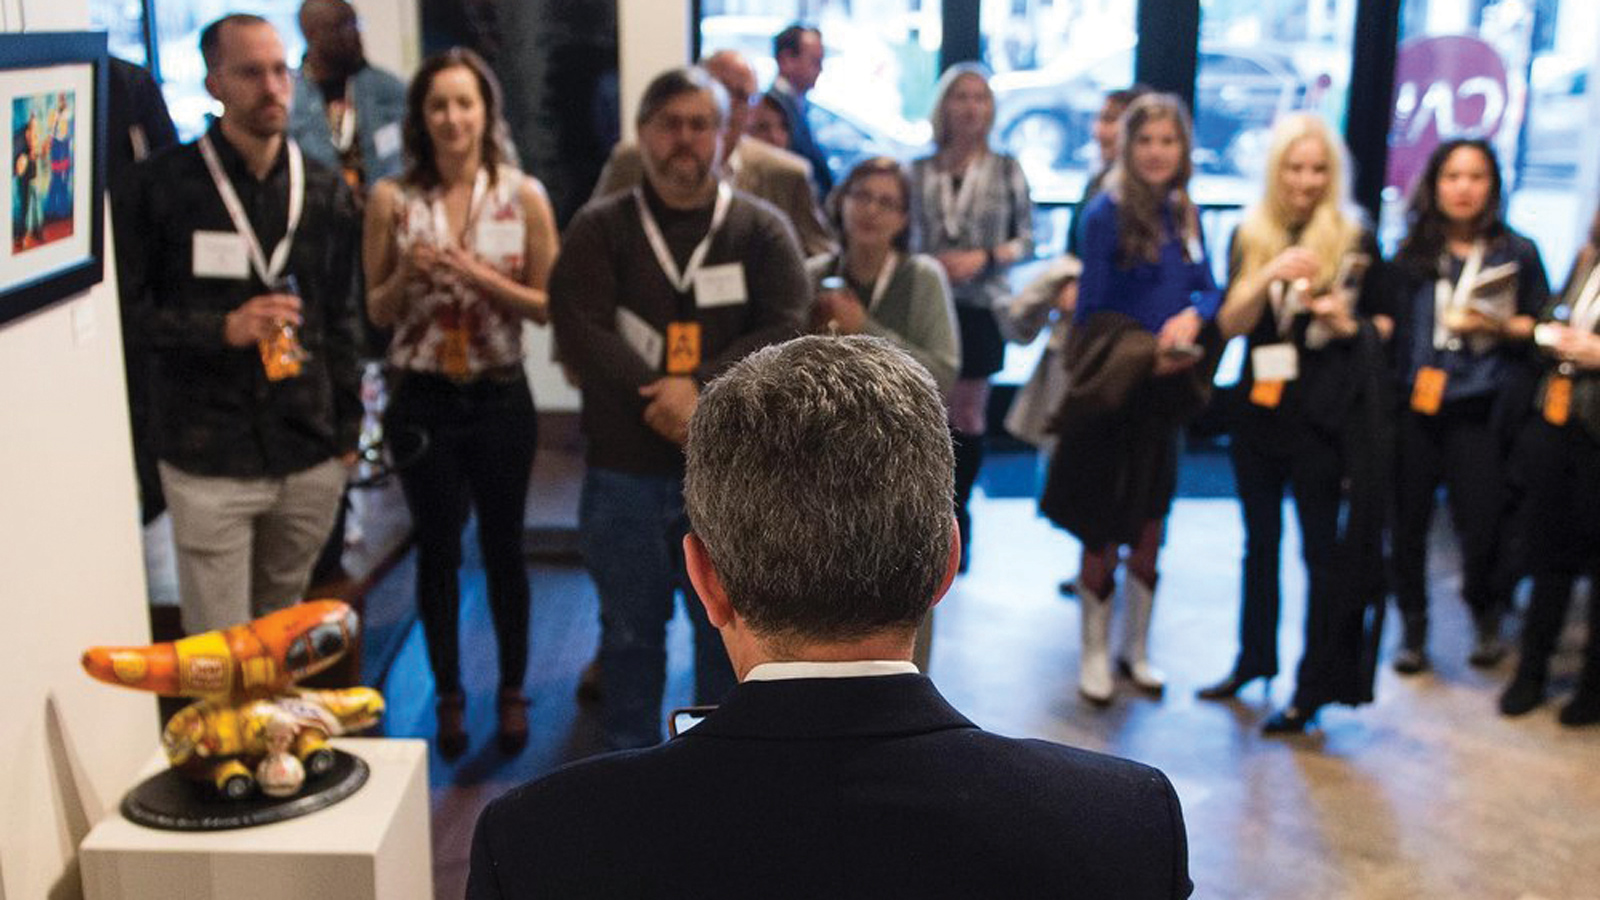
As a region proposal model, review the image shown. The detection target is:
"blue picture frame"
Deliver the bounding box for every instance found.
[1,31,107,328]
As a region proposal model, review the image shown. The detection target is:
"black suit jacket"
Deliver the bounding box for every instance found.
[468,675,1192,899]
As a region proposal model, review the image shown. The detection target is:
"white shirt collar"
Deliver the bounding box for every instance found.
[744,660,920,681]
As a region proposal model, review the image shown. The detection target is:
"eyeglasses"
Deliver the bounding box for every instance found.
[845,190,904,213]
[649,114,718,137]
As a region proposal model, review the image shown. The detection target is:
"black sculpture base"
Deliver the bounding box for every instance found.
[121,750,369,831]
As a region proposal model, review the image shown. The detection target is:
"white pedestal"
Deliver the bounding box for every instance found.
[79,738,431,900]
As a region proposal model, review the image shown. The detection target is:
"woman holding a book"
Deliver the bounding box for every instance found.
[1390,139,1547,676]
[1198,114,1393,733]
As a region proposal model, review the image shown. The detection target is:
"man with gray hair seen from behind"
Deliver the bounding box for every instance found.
[548,66,809,752]
[467,336,1193,900]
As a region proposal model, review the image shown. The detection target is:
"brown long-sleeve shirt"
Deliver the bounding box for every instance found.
[551,181,809,476]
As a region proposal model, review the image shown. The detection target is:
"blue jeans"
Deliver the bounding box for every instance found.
[579,468,736,749]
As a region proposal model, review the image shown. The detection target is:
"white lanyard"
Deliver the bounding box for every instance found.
[198,133,305,288]
[938,155,985,243]
[429,167,490,249]
[1266,280,1297,339]
[1433,241,1484,350]
[1569,262,1600,335]
[330,81,356,153]
[633,182,733,295]
[837,251,898,311]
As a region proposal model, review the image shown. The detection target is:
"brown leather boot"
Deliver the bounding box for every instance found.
[497,687,531,754]
[436,691,467,760]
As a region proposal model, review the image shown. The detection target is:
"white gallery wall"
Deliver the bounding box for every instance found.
[0,2,158,898]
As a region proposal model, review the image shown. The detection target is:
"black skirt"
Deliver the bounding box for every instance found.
[955,304,1006,379]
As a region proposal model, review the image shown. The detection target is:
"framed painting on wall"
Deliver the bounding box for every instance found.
[2,31,107,327]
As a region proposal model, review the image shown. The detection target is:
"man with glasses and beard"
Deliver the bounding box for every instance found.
[548,66,808,751]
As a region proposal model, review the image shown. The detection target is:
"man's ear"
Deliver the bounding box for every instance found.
[684,533,734,628]
[928,516,961,612]
[204,71,221,103]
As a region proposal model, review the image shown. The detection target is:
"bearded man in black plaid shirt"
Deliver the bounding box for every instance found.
[122,14,362,634]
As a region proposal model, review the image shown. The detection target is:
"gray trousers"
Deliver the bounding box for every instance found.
[159,458,347,634]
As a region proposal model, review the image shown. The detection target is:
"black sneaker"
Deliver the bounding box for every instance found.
[1558,692,1600,727]
[1497,674,1545,716]
[1468,632,1507,668]
[1392,647,1431,675]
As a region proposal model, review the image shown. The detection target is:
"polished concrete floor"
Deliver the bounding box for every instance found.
[357,464,1599,900]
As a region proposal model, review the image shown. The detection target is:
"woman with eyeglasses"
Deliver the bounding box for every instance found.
[1040,93,1221,706]
[364,49,559,759]
[1390,139,1547,677]
[909,64,1033,572]
[811,156,959,391]
[1199,113,1394,733]
[1496,206,1600,727]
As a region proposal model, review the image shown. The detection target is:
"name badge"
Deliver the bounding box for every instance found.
[617,307,663,370]
[1251,344,1298,383]
[192,231,251,280]
[693,262,747,309]
[1544,376,1573,427]
[373,122,402,160]
[666,321,702,375]
[1411,366,1448,416]
[475,221,525,259]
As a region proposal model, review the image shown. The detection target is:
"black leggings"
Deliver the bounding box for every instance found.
[1516,418,1600,684]
[1228,423,1343,681]
[1393,397,1515,642]
[386,371,538,694]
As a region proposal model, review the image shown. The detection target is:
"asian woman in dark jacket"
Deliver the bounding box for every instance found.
[1389,139,1547,675]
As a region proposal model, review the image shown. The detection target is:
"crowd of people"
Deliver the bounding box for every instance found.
[112,4,1599,784]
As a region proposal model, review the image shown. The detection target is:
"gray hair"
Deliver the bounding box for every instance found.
[684,336,955,645]
[635,66,729,132]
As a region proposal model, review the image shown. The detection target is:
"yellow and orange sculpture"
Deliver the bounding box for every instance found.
[83,601,385,800]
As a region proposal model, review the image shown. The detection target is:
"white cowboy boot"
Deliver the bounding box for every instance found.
[1119,575,1166,694]
[1077,579,1114,705]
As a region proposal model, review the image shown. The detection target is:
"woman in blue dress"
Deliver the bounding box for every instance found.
[1041,93,1221,705]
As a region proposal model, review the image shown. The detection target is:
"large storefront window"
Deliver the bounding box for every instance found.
[151,0,307,140]
[981,0,1137,205]
[90,0,150,66]
[698,0,938,186]
[1193,0,1358,207]
[1385,0,1597,275]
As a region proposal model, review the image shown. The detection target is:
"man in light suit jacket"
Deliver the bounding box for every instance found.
[591,50,836,259]
[467,335,1194,900]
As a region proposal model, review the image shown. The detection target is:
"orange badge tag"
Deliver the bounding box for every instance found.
[666,321,702,376]
[440,327,471,380]
[1411,366,1448,415]
[1544,376,1573,426]
[1250,379,1285,409]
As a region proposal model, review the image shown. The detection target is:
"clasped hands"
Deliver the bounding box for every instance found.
[1269,247,1359,340]
[405,243,493,287]
[640,376,698,445]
